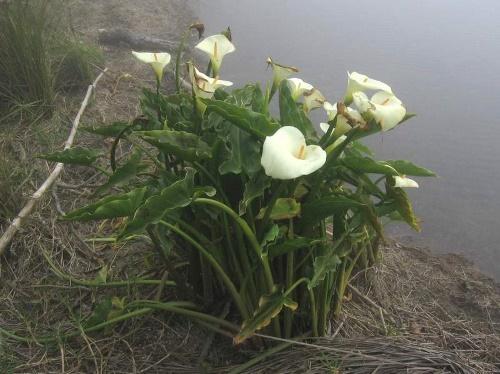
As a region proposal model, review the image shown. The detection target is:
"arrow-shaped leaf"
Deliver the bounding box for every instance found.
[257,198,301,221]
[138,129,211,161]
[234,287,297,344]
[122,168,215,236]
[201,98,280,138]
[301,195,365,227]
[62,187,147,221]
[385,160,436,177]
[37,147,101,166]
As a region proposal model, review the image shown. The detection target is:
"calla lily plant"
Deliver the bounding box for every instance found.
[261,126,326,179]
[132,51,171,83]
[53,26,435,347]
[195,34,235,77]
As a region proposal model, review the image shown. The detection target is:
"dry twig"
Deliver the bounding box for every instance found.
[0,69,108,257]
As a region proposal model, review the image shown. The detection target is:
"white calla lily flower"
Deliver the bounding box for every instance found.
[394,176,419,188]
[303,88,326,113]
[261,126,327,180]
[287,78,314,100]
[188,63,233,99]
[322,101,364,136]
[369,92,406,131]
[344,72,393,104]
[267,57,298,88]
[195,34,235,76]
[132,51,171,82]
[353,91,406,132]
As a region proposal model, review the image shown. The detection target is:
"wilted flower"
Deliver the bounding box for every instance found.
[195,34,235,76]
[132,51,171,82]
[267,57,299,91]
[394,176,419,188]
[344,72,393,104]
[187,62,233,99]
[353,91,406,131]
[303,88,326,113]
[321,101,364,136]
[261,126,326,180]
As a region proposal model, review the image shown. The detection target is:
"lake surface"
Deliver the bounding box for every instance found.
[193,0,500,279]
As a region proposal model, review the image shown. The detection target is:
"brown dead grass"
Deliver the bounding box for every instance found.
[1,1,499,373]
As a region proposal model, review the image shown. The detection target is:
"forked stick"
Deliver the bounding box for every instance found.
[0,69,108,256]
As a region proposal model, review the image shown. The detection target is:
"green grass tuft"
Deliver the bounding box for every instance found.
[0,0,103,123]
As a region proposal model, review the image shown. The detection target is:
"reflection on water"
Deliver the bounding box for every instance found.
[193,0,500,279]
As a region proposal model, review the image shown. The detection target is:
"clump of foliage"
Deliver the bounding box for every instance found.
[0,0,102,122]
[33,28,436,344]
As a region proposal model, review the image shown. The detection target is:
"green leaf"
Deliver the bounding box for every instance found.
[342,152,399,176]
[386,178,421,231]
[385,160,436,177]
[279,81,316,139]
[84,298,113,328]
[234,287,298,344]
[37,147,101,166]
[268,237,321,258]
[239,172,271,215]
[138,130,211,161]
[308,253,341,290]
[96,151,146,194]
[123,168,215,236]
[94,265,108,284]
[201,98,280,138]
[257,198,301,220]
[62,187,147,221]
[260,224,280,248]
[82,122,129,137]
[301,195,365,227]
[219,127,261,176]
[350,141,374,156]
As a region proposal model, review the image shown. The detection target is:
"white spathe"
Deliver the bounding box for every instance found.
[353,91,406,131]
[394,176,419,188]
[132,51,171,82]
[287,78,314,101]
[303,88,326,112]
[188,63,233,99]
[322,101,364,136]
[261,126,327,180]
[267,57,298,86]
[344,72,393,104]
[195,34,235,75]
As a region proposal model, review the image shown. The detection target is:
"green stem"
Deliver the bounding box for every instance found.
[308,288,319,337]
[284,277,309,297]
[229,339,294,374]
[158,220,249,319]
[92,165,111,177]
[193,198,275,292]
[129,300,239,332]
[284,219,295,338]
[128,136,166,171]
[258,181,287,239]
[41,249,175,288]
[175,29,190,94]
[0,308,154,344]
[193,161,230,204]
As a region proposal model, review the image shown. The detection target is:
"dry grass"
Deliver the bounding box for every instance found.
[1,1,499,373]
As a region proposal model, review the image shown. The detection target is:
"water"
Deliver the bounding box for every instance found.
[192,0,500,279]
